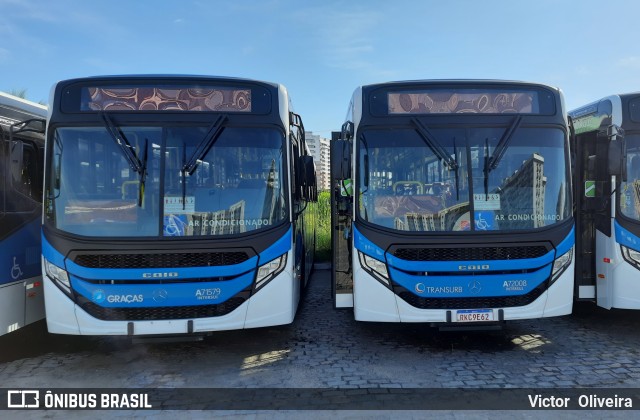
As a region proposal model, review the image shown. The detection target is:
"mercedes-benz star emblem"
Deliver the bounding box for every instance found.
[468,280,482,294]
[153,289,168,303]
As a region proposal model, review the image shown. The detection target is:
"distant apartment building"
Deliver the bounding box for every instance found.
[305,131,331,190]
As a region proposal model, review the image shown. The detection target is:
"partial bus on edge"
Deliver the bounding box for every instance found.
[331,80,574,326]
[43,76,317,336]
[0,91,47,336]
[570,93,640,309]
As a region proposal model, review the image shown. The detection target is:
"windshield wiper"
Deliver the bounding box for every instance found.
[482,116,523,200]
[412,118,458,171]
[452,136,460,201]
[101,113,144,174]
[181,141,187,210]
[412,118,460,200]
[101,113,148,207]
[486,115,523,172]
[182,114,228,175]
[180,114,228,210]
[483,137,490,198]
[138,138,149,207]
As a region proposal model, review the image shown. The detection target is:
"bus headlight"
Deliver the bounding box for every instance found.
[255,254,287,291]
[358,251,390,286]
[621,246,640,271]
[551,247,573,283]
[44,258,71,294]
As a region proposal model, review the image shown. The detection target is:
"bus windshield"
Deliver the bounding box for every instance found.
[357,126,570,232]
[46,126,287,237]
[620,134,640,222]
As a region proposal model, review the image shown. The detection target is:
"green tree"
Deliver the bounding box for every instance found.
[7,88,46,105]
[8,88,28,99]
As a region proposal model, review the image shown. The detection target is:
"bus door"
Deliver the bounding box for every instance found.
[575,128,613,308]
[331,132,353,308]
[13,120,46,322]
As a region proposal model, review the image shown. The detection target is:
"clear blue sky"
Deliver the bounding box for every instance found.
[2,0,640,136]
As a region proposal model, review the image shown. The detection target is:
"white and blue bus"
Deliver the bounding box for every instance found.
[570,93,640,309]
[331,80,574,326]
[43,76,317,336]
[0,91,47,335]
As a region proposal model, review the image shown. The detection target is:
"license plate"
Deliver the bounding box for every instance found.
[455,309,494,322]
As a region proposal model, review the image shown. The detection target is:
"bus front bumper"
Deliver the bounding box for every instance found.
[353,262,574,323]
[43,265,298,336]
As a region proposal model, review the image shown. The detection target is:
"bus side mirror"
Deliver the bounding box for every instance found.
[299,155,315,187]
[296,155,317,202]
[53,152,62,191]
[9,140,23,188]
[607,125,626,181]
[331,139,351,180]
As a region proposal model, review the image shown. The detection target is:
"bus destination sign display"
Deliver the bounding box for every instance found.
[387,90,540,115]
[80,86,252,112]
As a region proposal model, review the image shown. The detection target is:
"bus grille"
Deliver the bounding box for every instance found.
[73,252,250,269]
[395,285,545,310]
[391,246,549,261]
[78,296,248,321]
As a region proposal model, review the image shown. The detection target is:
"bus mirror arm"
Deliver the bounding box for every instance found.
[10,118,46,136]
[295,201,308,219]
[595,185,619,214]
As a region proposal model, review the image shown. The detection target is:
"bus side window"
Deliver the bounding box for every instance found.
[19,142,41,202]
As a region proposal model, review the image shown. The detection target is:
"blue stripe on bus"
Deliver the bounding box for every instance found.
[42,234,66,268]
[615,220,640,252]
[44,227,293,307]
[353,227,575,290]
[555,226,575,257]
[386,250,555,272]
[64,256,258,281]
[353,226,385,260]
[258,226,292,264]
[389,264,552,298]
[0,218,41,285]
[71,271,255,307]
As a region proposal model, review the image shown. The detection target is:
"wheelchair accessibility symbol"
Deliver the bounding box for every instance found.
[474,211,495,231]
[11,256,23,280]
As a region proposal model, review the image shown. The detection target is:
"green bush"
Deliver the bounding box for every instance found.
[315,190,331,262]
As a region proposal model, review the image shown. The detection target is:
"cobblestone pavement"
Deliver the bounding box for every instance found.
[2,267,640,418]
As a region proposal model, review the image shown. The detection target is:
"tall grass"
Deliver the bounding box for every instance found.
[315,190,331,262]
